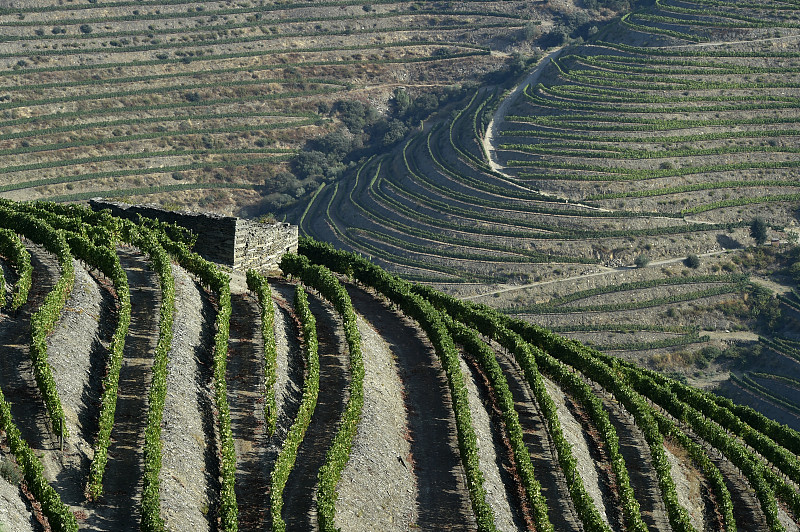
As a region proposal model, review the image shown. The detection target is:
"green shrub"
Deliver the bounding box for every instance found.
[751,218,768,245]
[0,458,22,485]
[685,254,700,268]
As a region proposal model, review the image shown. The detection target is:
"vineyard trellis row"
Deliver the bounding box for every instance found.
[270,284,320,532]
[0,207,74,442]
[299,236,784,532]
[1,202,800,530]
[278,255,366,532]
[0,227,32,310]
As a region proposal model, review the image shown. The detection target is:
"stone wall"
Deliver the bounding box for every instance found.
[233,218,298,272]
[90,199,298,272]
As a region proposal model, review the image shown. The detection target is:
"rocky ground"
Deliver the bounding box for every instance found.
[0,248,765,531]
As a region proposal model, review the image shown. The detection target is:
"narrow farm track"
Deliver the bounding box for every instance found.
[282,291,350,531]
[85,246,160,531]
[159,265,215,532]
[228,290,269,530]
[346,286,477,531]
[483,47,565,177]
[493,347,583,532]
[596,388,671,532]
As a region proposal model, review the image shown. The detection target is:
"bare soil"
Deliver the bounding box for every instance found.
[700,441,769,532]
[159,265,216,532]
[84,246,160,530]
[47,257,114,523]
[346,285,476,530]
[593,383,672,532]
[228,291,269,530]
[543,376,611,528]
[333,311,416,531]
[492,346,583,532]
[281,290,350,531]
[459,355,521,531]
[664,438,710,531]
[0,472,37,532]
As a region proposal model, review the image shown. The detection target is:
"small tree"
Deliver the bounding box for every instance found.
[634,254,650,268]
[751,217,768,245]
[685,253,700,268]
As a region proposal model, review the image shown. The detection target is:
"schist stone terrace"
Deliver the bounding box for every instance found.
[90,199,298,272]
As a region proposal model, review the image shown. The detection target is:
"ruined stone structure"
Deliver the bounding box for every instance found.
[90,199,298,272]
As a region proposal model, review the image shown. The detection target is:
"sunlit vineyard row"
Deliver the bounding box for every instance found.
[0,201,798,531]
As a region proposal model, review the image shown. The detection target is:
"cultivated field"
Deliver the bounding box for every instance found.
[0,0,577,215]
[301,0,800,398]
[0,201,800,532]
[3,1,800,530]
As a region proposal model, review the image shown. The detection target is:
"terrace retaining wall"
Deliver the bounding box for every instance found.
[89,199,298,272]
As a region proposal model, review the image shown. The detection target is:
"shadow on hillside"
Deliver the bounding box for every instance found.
[282,292,349,530]
[346,285,476,530]
[84,247,160,531]
[228,292,268,530]
[195,285,220,530]
[0,245,60,452]
[263,281,305,530]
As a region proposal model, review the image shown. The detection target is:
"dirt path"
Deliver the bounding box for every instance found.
[347,286,476,530]
[493,347,583,532]
[85,246,161,531]
[48,260,108,446]
[482,47,565,178]
[663,33,800,49]
[159,265,215,532]
[282,291,350,531]
[704,331,759,342]
[465,249,736,301]
[228,291,269,530]
[750,276,793,296]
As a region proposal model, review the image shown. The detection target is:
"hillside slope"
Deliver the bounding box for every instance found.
[0,202,797,531]
[302,0,800,392]
[0,0,612,215]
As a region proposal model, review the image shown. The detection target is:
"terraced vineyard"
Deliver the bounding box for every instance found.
[0,0,569,215]
[4,0,800,530]
[301,0,800,397]
[0,200,800,531]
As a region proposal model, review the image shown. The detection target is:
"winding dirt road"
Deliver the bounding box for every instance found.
[482,47,565,177]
